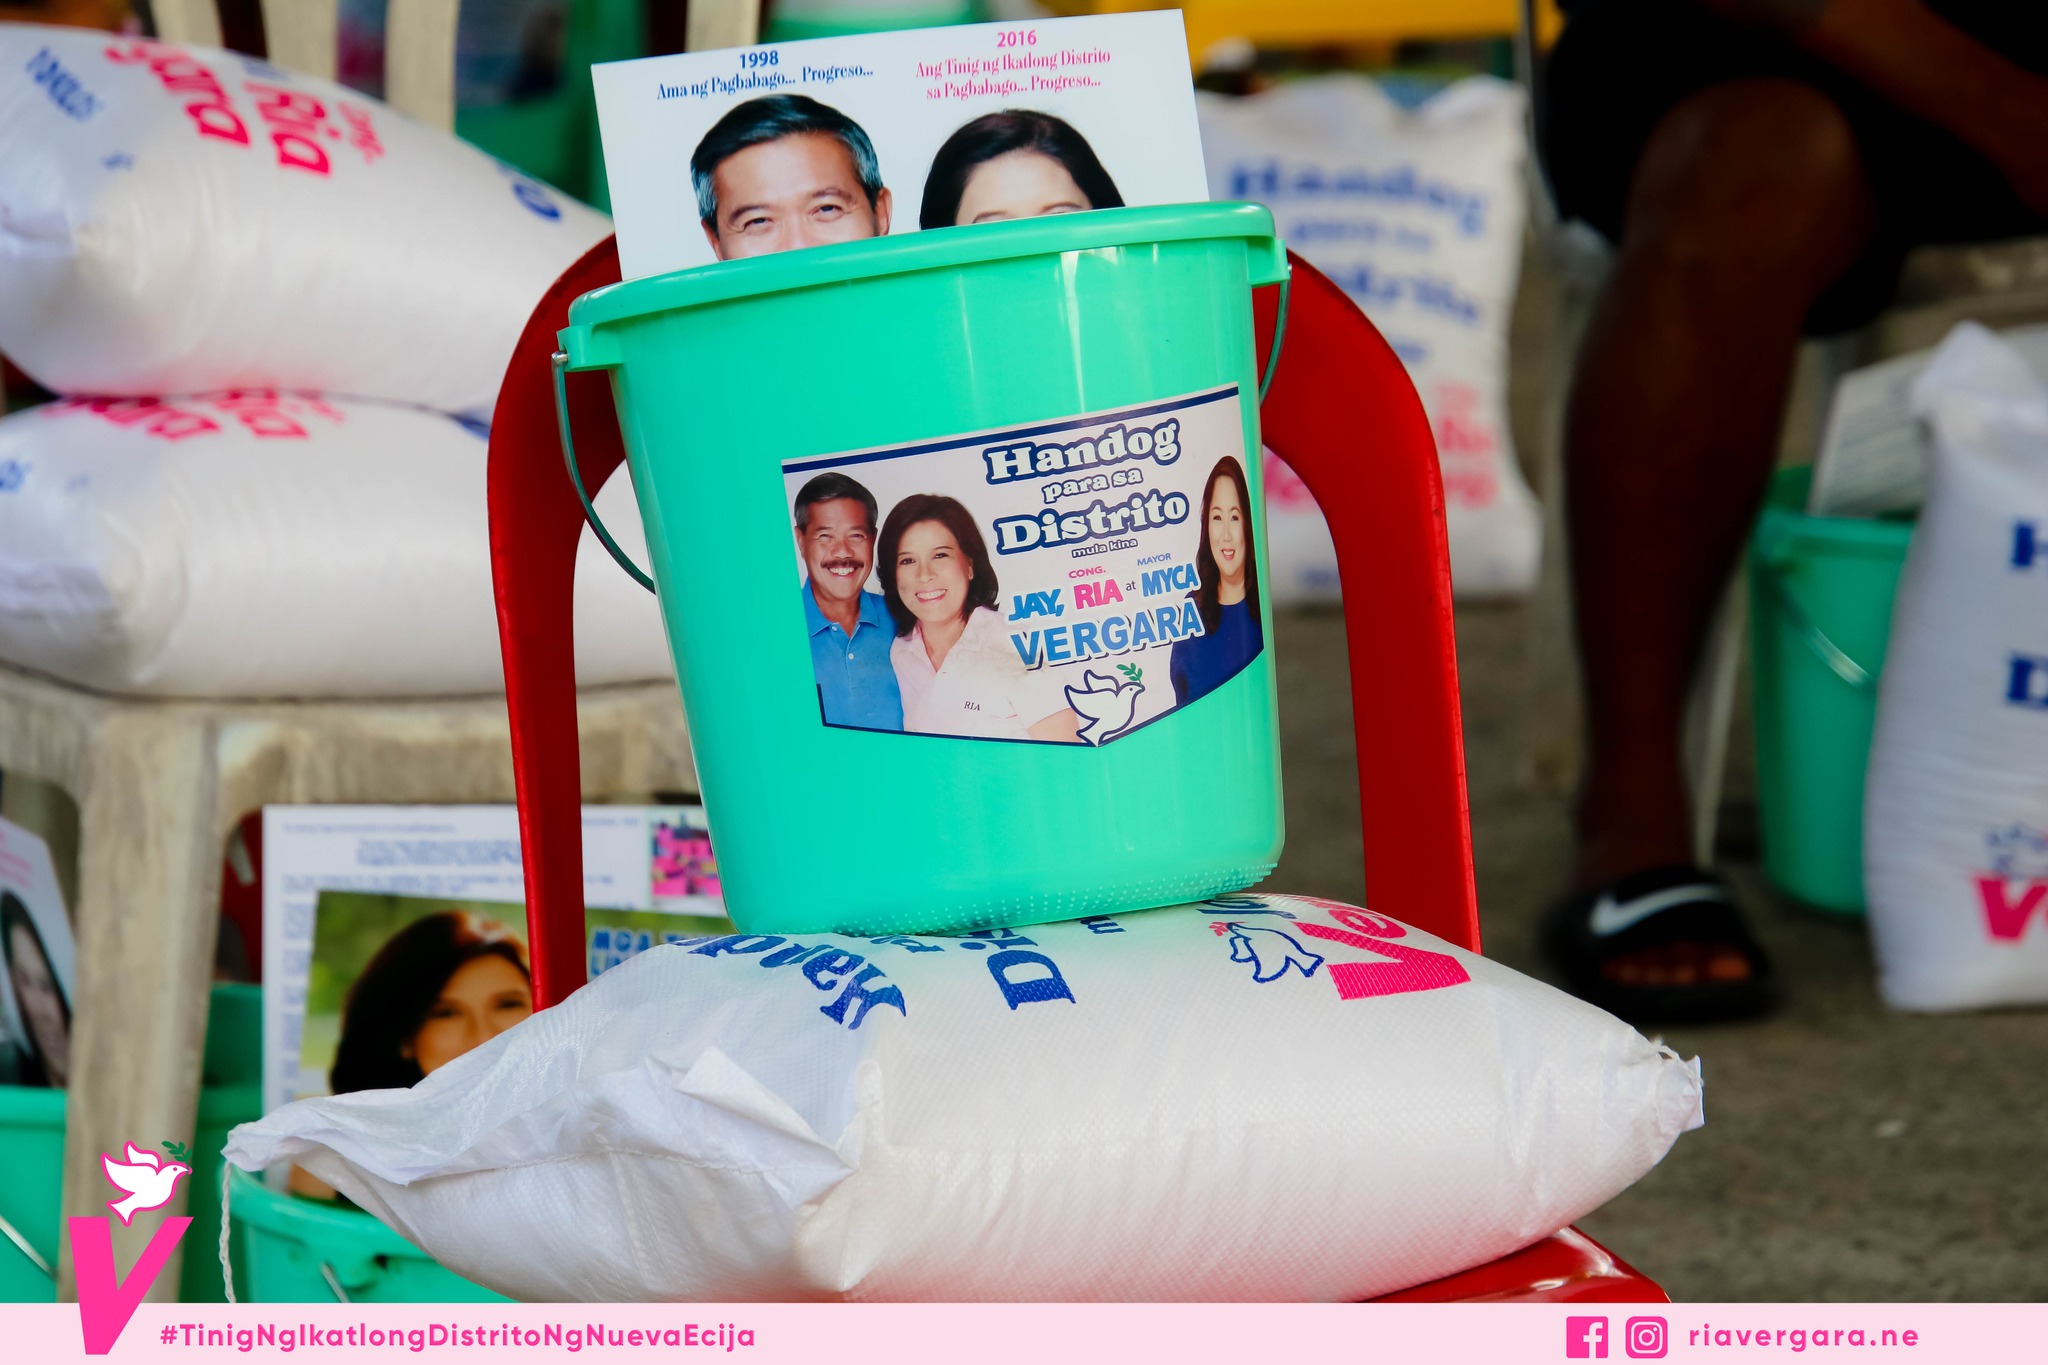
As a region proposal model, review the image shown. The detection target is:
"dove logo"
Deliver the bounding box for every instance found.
[1977,824,2048,940]
[1213,897,1472,1001]
[103,1141,191,1225]
[1065,665,1146,744]
[1211,921,1325,982]
[71,1141,193,1354]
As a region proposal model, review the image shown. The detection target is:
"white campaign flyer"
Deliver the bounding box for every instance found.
[260,804,719,1114]
[593,11,1208,280]
[1808,323,2048,518]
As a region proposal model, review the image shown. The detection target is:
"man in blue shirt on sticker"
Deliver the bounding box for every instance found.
[794,472,903,731]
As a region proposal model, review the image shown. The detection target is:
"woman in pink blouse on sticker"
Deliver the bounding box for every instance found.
[880,494,1081,743]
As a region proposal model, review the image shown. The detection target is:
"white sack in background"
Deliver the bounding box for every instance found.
[1200,77,1542,601]
[0,26,610,416]
[1865,323,2048,1011]
[0,393,670,697]
[226,894,1703,1302]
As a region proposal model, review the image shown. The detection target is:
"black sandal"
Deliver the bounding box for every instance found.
[1542,864,1776,1023]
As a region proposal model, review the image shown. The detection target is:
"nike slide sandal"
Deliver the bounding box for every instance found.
[1542,864,1776,1023]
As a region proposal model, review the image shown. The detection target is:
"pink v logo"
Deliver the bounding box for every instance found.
[70,1215,190,1356]
[1976,876,2048,941]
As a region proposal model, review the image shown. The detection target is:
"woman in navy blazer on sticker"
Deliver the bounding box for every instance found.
[1170,455,1263,707]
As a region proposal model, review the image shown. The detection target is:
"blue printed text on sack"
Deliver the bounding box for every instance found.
[2013,521,2044,570]
[952,927,1076,1008]
[28,48,99,121]
[1225,159,1487,235]
[688,935,907,1029]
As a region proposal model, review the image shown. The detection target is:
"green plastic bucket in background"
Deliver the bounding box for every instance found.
[227,1169,507,1305]
[765,0,979,41]
[458,0,644,206]
[0,1084,59,1300]
[0,984,261,1303]
[1747,467,1915,915]
[560,204,1291,936]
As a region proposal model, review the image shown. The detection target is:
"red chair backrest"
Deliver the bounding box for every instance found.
[488,238,1478,1010]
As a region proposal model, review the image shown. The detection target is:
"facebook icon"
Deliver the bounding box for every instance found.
[1566,1316,1609,1358]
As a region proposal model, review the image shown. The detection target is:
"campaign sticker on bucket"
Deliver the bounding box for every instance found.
[785,385,1262,747]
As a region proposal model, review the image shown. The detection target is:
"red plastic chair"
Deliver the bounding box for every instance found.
[1374,1226,1666,1304]
[486,237,1664,1305]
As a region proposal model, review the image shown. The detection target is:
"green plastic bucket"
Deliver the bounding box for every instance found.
[227,1169,507,1304]
[559,204,1291,936]
[1747,467,1915,915]
[0,983,261,1302]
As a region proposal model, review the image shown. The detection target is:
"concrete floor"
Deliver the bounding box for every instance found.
[1268,597,2048,1304]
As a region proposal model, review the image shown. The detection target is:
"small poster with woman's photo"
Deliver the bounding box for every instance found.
[294,891,732,1109]
[591,10,1208,279]
[261,803,726,1115]
[283,888,728,1200]
[0,815,76,1090]
[787,387,1263,745]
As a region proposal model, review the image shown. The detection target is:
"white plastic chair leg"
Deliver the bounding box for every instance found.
[384,0,462,129]
[688,0,762,52]
[259,0,340,81]
[149,0,223,46]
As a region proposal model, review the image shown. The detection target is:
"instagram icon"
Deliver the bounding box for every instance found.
[1565,1316,1608,1358]
[1625,1316,1669,1359]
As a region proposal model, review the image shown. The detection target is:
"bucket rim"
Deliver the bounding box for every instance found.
[563,201,1284,351]
[0,1083,65,1124]
[226,1166,432,1254]
[1756,466,1915,553]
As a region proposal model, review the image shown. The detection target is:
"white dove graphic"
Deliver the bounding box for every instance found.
[1064,669,1145,745]
[1212,921,1324,983]
[101,1143,190,1226]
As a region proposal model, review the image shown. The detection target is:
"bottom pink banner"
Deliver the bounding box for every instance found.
[0,1301,2037,1365]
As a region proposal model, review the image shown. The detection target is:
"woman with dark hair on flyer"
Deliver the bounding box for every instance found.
[918,109,1125,229]
[328,911,533,1095]
[1,890,70,1088]
[1170,456,1263,707]
[880,493,1081,743]
[293,910,533,1199]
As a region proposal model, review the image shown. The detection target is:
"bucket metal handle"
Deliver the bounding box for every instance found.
[1259,276,1290,404]
[0,1206,53,1281]
[320,1262,356,1304]
[1755,553,1875,692]
[553,350,656,594]
[555,273,1293,597]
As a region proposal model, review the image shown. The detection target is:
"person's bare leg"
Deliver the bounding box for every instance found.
[1566,79,1876,987]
